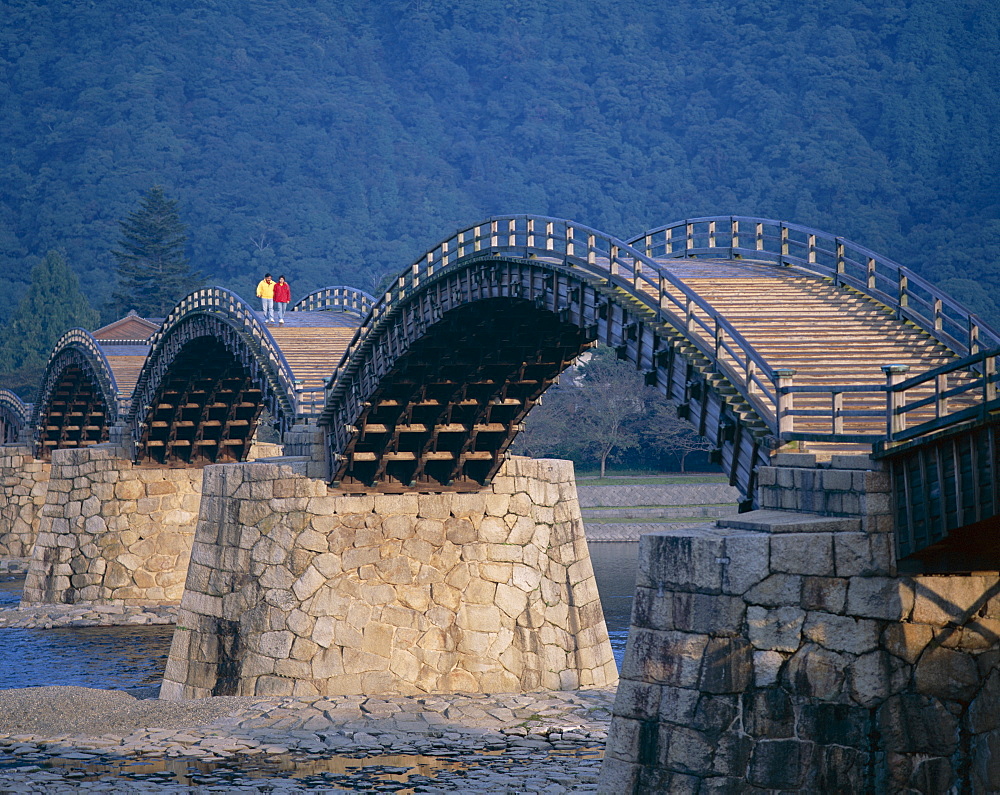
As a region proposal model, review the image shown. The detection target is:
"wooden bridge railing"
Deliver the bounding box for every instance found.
[291,285,376,317]
[633,216,1000,358]
[327,214,780,428]
[775,348,1000,449]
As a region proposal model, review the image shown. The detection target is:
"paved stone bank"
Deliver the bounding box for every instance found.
[599,518,1000,792]
[0,445,50,559]
[575,482,739,509]
[0,603,176,629]
[584,521,715,543]
[0,558,31,575]
[0,686,615,792]
[21,446,202,606]
[162,456,617,699]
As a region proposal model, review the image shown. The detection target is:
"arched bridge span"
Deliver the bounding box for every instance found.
[323,215,780,496]
[126,286,367,465]
[31,329,121,458]
[0,389,29,444]
[323,213,1000,544]
[26,286,366,466]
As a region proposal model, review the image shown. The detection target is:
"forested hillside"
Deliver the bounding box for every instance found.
[2,0,998,326]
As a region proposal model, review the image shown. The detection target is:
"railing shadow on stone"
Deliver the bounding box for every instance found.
[597,521,1000,792]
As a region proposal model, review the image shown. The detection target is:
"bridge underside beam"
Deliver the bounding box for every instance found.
[333,299,593,492]
[137,338,263,467]
[37,364,110,459]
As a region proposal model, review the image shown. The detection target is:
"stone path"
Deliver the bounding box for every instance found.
[0,686,615,792]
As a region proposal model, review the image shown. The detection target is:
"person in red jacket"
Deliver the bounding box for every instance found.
[273,275,291,324]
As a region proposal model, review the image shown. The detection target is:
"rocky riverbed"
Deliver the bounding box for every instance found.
[0,685,614,792]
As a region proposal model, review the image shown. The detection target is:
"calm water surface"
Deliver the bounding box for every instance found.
[589,542,639,669]
[0,543,639,690]
[0,576,173,691]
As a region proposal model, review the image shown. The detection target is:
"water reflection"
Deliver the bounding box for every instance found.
[589,542,639,669]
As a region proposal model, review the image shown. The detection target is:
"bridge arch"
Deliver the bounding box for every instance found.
[291,285,376,317]
[128,288,298,466]
[31,329,120,458]
[322,215,776,498]
[0,389,29,444]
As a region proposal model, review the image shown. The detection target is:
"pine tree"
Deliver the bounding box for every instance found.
[111,186,200,317]
[0,249,99,397]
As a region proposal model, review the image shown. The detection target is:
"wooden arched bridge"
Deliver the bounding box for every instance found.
[0,389,29,444]
[18,215,1000,561]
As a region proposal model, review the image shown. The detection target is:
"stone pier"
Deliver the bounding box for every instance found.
[21,447,202,606]
[599,454,1000,792]
[0,445,50,559]
[160,456,617,699]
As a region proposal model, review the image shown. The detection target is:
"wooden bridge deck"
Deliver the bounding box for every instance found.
[265,310,361,395]
[647,259,979,455]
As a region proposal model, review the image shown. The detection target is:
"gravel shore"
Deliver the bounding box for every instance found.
[0,686,260,736]
[0,685,615,792]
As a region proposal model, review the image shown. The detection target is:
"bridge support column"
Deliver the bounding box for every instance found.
[599,454,1000,792]
[0,445,50,560]
[281,422,328,479]
[160,456,617,699]
[22,446,202,606]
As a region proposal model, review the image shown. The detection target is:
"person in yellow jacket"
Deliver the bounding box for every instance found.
[256,272,276,323]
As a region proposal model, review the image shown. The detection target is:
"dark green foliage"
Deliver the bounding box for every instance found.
[0,0,996,330]
[0,250,99,398]
[111,186,199,318]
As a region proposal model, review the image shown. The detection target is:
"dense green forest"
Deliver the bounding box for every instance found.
[1,0,998,333]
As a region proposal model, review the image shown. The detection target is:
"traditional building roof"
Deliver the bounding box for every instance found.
[91,311,161,342]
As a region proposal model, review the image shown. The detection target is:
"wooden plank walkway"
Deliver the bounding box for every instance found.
[645,259,979,456]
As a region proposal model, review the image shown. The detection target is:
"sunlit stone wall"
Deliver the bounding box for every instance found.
[599,457,1000,792]
[160,456,618,699]
[0,445,50,559]
[21,447,202,606]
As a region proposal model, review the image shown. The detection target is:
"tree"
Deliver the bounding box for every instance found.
[513,345,718,474]
[574,348,646,477]
[640,399,715,473]
[0,249,99,398]
[111,186,200,318]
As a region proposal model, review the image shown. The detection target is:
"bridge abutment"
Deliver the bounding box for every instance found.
[21,447,202,606]
[600,455,1000,792]
[0,445,50,560]
[160,456,617,699]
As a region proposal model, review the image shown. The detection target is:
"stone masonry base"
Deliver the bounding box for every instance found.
[0,445,50,558]
[160,456,618,699]
[598,524,1000,792]
[21,446,202,606]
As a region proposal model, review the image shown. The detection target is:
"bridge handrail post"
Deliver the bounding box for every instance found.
[832,391,844,434]
[897,271,909,319]
[883,364,910,441]
[775,368,796,438]
[985,354,997,403]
